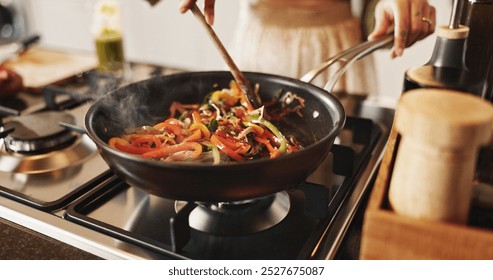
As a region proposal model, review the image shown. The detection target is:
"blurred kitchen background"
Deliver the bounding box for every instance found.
[3,0,451,106]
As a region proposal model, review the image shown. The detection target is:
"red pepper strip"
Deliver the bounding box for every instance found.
[253,136,268,145]
[131,135,162,149]
[153,119,185,142]
[235,145,250,155]
[109,137,158,155]
[157,135,176,145]
[153,118,183,134]
[169,102,199,117]
[153,122,178,134]
[168,102,179,118]
[287,144,300,153]
[191,110,203,124]
[126,134,176,145]
[214,130,250,154]
[268,146,281,159]
[124,134,157,141]
[184,128,202,142]
[254,136,281,159]
[262,129,282,147]
[190,123,211,139]
[210,135,244,161]
[108,137,122,148]
[190,111,212,140]
[142,142,203,159]
[231,106,248,118]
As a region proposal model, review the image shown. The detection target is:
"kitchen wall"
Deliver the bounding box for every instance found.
[23,0,452,106]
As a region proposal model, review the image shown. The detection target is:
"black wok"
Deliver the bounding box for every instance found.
[85,71,345,202]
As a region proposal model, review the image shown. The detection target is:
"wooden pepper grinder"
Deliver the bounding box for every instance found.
[389,89,493,224]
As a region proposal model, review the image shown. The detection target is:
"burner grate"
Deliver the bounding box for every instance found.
[3,111,78,153]
[0,103,112,211]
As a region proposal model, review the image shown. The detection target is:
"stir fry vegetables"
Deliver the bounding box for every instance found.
[108,81,303,164]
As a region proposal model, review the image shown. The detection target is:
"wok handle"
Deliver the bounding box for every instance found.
[300,34,394,92]
[59,122,87,134]
[0,105,20,117]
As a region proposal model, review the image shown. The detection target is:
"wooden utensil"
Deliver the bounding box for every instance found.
[190,4,261,109]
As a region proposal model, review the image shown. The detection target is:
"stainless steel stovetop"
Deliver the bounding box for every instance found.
[0,64,394,259]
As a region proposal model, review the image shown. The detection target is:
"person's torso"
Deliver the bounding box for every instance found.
[245,0,353,27]
[249,0,349,11]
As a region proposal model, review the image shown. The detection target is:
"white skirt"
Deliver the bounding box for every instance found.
[230,0,378,96]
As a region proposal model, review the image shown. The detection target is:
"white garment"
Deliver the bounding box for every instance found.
[230,0,378,96]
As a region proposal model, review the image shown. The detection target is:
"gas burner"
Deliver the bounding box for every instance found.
[0,110,97,174]
[0,134,97,174]
[175,192,290,235]
[2,111,78,153]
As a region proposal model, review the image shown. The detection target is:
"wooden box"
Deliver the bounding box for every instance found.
[359,126,493,259]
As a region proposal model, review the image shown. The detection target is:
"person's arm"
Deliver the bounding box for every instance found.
[178,0,216,25]
[368,0,436,58]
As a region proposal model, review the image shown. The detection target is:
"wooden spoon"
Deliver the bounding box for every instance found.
[190,4,261,109]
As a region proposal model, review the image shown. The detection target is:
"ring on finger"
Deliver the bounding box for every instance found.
[421,17,432,26]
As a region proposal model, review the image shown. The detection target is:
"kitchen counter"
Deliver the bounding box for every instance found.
[0,217,99,260]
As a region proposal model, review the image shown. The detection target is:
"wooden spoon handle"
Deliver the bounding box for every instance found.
[190,4,260,109]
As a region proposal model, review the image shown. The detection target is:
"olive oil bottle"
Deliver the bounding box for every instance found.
[92,0,126,74]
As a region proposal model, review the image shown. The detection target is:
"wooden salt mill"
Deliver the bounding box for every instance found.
[389,89,493,223]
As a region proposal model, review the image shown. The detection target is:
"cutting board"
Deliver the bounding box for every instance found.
[4,47,98,89]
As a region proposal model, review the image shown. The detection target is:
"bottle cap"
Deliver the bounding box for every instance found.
[437,25,469,40]
[92,0,122,37]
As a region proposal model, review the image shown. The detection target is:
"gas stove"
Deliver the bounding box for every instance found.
[0,63,394,260]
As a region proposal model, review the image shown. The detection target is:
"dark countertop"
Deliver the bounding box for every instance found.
[0,217,99,260]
